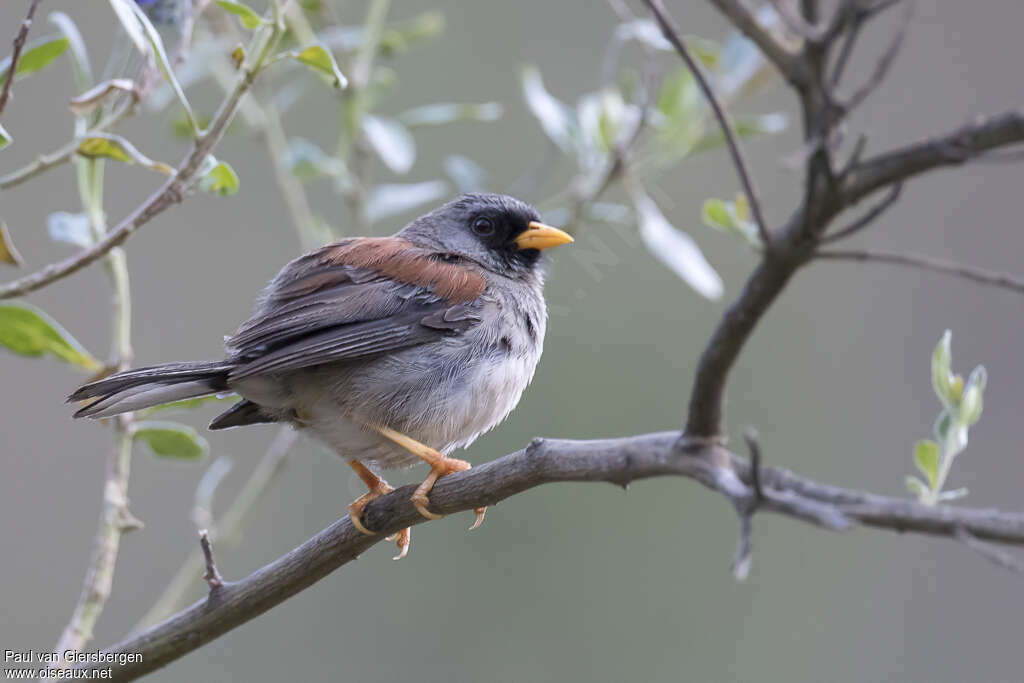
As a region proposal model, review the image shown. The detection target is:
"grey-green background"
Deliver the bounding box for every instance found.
[2,2,1023,682]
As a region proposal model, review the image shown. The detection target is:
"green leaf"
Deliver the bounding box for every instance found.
[216,0,265,29]
[133,421,209,461]
[933,410,951,443]
[961,365,986,426]
[0,37,69,85]
[931,329,953,407]
[200,161,240,196]
[0,122,10,150]
[144,394,238,415]
[913,439,940,490]
[77,136,133,163]
[0,221,24,267]
[634,191,723,300]
[0,302,101,370]
[701,198,732,231]
[362,116,415,174]
[293,45,348,89]
[905,475,927,499]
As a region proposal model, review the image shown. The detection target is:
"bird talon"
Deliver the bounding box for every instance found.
[413,497,445,520]
[469,507,487,530]
[389,528,411,560]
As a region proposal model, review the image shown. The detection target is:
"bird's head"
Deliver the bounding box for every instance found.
[400,193,573,279]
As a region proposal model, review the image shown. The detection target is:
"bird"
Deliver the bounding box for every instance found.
[68,193,573,559]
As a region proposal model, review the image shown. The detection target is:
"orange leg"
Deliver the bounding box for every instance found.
[371,425,487,530]
[347,460,411,560]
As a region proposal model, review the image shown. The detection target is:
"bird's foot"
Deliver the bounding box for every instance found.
[372,425,487,530]
[347,459,411,559]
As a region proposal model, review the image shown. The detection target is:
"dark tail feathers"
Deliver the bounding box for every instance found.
[69,360,232,419]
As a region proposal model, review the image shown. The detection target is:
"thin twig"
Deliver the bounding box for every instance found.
[644,0,772,247]
[0,23,283,300]
[743,429,765,503]
[819,182,901,243]
[842,0,913,111]
[0,98,137,191]
[705,0,810,88]
[134,428,296,630]
[199,531,224,589]
[955,525,1024,575]
[770,0,827,42]
[71,431,1024,681]
[0,0,44,119]
[52,154,137,664]
[815,248,1024,294]
[732,428,766,581]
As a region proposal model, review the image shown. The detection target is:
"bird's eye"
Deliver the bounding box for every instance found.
[472,217,494,236]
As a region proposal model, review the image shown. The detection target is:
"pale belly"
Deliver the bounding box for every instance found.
[233,342,541,470]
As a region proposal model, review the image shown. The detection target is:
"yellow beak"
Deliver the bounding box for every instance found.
[514,221,574,251]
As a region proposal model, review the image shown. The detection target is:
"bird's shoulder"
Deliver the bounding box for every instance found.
[265,236,488,306]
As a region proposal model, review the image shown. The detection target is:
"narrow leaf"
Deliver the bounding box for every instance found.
[931,330,953,407]
[635,193,723,300]
[0,221,25,266]
[961,365,986,425]
[0,122,10,150]
[913,439,940,490]
[444,155,487,193]
[398,102,503,127]
[200,161,240,196]
[362,116,415,174]
[293,45,348,89]
[0,302,101,370]
[366,181,448,222]
[133,421,209,461]
[282,138,345,180]
[521,66,575,154]
[47,211,93,248]
[107,0,151,58]
[49,12,93,91]
[77,137,133,163]
[937,488,969,502]
[0,37,69,84]
[128,3,199,135]
[69,79,136,117]
[216,0,264,29]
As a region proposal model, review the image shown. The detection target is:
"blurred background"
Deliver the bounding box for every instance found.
[2,1,1023,682]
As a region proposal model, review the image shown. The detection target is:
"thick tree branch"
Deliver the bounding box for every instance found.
[0,0,43,119]
[842,109,1024,204]
[73,431,1024,681]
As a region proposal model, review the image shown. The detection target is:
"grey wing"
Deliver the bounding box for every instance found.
[225,252,482,381]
